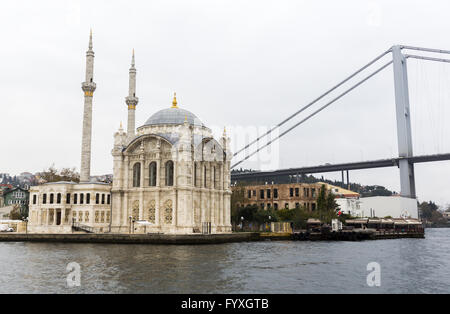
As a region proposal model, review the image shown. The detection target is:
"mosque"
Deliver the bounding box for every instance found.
[27,32,232,234]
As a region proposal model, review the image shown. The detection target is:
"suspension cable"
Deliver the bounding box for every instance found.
[405,54,450,64]
[231,60,394,169]
[402,45,450,55]
[232,48,393,157]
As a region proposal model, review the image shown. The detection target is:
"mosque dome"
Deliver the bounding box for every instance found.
[144,107,203,127]
[143,93,204,127]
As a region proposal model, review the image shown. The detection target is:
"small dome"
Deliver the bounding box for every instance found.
[144,107,203,127]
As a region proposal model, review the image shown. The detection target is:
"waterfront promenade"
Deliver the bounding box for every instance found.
[0,228,424,245]
[0,232,260,244]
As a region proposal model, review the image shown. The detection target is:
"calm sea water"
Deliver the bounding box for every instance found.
[0,228,449,294]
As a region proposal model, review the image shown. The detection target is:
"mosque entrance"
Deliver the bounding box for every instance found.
[56,211,61,226]
[202,222,211,234]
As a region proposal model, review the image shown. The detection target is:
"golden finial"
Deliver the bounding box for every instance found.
[120,121,123,129]
[171,92,178,108]
[224,126,227,135]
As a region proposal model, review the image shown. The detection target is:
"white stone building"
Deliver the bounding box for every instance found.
[358,196,419,219]
[335,198,361,216]
[28,32,232,234]
[28,182,112,233]
[336,195,418,219]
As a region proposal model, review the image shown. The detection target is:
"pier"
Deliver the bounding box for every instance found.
[291,229,425,241]
[0,232,261,245]
[0,228,424,245]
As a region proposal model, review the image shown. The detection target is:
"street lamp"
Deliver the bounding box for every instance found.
[241,216,244,231]
[129,216,132,234]
[23,217,28,234]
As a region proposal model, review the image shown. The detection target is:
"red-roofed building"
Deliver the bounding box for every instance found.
[0,184,13,191]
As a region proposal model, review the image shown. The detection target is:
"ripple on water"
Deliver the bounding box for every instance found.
[0,229,449,293]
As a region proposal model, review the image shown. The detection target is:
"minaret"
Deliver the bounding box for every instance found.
[126,49,139,141]
[80,30,97,183]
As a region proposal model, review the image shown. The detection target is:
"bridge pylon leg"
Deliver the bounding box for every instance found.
[392,45,416,199]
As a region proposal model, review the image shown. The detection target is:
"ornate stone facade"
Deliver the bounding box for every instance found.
[27,32,232,234]
[110,96,233,234]
[28,182,112,233]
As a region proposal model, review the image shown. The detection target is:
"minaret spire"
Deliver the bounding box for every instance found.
[126,49,139,141]
[80,30,97,182]
[88,28,93,50]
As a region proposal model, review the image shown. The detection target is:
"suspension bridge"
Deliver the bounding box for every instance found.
[230,45,450,199]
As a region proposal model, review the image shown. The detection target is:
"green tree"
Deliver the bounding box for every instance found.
[238,204,259,223]
[316,184,339,223]
[276,208,296,221]
[291,207,315,229]
[431,211,446,225]
[419,201,438,220]
[231,183,246,224]
[253,208,278,224]
[8,205,23,220]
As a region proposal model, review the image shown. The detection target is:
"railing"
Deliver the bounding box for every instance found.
[72,222,96,233]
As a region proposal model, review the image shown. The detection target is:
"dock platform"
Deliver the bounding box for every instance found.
[0,229,424,245]
[0,232,261,245]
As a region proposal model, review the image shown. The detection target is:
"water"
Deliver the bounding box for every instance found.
[0,229,449,294]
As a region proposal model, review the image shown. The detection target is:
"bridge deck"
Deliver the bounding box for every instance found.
[231,153,450,181]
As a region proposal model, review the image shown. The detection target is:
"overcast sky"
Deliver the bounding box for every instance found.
[2,0,450,206]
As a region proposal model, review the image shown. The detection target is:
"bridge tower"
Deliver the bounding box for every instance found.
[392,45,416,198]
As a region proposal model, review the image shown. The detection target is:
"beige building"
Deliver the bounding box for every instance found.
[28,32,232,234]
[318,182,360,198]
[235,182,325,211]
[234,182,360,212]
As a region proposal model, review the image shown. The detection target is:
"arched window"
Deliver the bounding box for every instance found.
[204,165,207,188]
[165,161,174,186]
[213,166,216,189]
[50,193,54,204]
[57,193,61,204]
[33,194,37,205]
[149,162,157,186]
[43,194,47,204]
[133,162,141,187]
[194,163,197,187]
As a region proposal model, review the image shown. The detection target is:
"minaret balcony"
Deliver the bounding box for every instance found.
[126,96,139,108]
[82,82,97,94]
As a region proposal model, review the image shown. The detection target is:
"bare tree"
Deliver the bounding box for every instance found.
[38,164,80,184]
